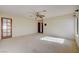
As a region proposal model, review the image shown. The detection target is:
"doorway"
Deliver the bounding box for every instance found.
[1,17,12,39]
[38,22,43,33]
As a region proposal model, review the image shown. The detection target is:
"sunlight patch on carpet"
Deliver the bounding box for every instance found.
[40,36,65,44]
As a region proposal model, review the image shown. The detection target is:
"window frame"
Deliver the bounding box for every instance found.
[1,17,12,39]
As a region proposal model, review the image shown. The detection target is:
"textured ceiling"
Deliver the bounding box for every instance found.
[0,5,78,18]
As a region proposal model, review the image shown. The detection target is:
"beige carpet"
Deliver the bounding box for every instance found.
[0,33,78,53]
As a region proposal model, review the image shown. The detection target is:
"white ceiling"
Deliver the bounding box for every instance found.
[0,5,78,18]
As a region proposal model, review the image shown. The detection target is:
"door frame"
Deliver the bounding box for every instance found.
[1,17,12,39]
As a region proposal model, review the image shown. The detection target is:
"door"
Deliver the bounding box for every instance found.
[38,22,40,33]
[1,17,12,39]
[38,22,43,33]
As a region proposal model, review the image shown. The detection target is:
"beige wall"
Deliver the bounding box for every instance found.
[44,14,74,40]
[0,13,37,39]
[0,13,78,41]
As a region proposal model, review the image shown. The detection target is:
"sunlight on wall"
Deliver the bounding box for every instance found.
[40,36,65,44]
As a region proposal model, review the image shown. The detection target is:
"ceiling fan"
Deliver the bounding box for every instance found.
[36,11,45,18]
[29,10,47,20]
[73,9,79,16]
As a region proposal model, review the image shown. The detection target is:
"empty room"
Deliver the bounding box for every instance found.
[0,5,79,53]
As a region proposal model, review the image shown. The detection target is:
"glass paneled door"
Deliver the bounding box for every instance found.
[1,17,12,39]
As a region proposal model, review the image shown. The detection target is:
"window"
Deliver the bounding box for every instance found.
[1,17,12,39]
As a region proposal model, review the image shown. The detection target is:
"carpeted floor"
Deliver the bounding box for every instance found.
[0,33,78,53]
